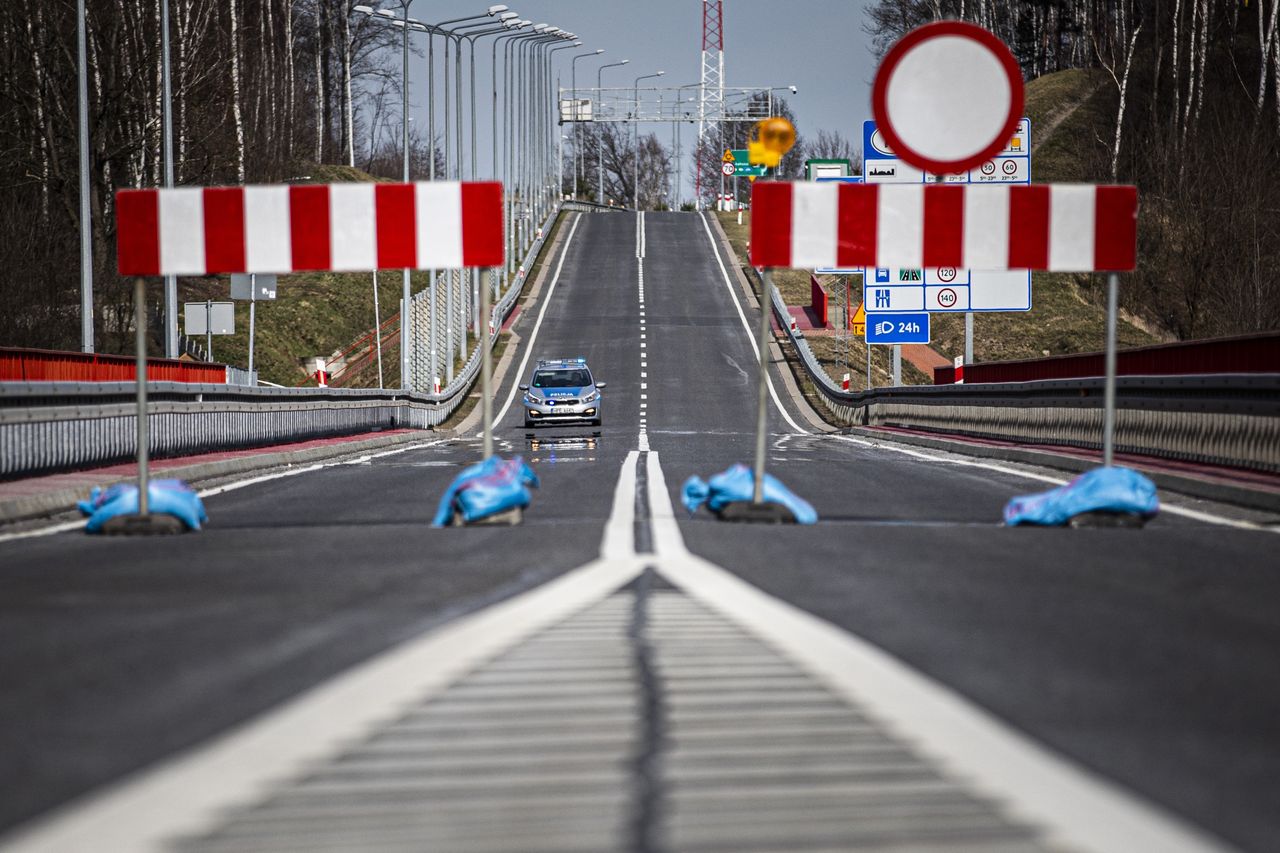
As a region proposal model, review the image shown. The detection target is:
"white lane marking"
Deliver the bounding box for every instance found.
[827,435,1274,532]
[0,441,452,545]
[600,451,639,560]
[494,213,585,425]
[697,212,806,436]
[642,451,1234,853]
[638,433,650,452]
[2,455,647,853]
[0,520,84,544]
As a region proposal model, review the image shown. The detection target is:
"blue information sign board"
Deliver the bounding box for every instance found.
[865,312,930,345]
[862,118,1033,313]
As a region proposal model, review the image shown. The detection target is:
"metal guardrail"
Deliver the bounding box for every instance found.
[0,203,614,479]
[0,382,443,478]
[748,266,1280,473]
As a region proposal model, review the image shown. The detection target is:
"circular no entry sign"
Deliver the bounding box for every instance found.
[872,21,1023,175]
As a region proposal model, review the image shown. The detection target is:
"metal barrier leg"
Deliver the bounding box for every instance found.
[135,277,150,515]
[752,269,773,504]
[481,268,494,461]
[1103,272,1119,466]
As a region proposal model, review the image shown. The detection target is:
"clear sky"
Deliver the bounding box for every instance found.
[363,0,880,199]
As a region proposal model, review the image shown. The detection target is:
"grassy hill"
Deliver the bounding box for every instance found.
[177,164,411,387]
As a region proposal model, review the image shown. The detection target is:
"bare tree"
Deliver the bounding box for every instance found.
[802,129,862,173]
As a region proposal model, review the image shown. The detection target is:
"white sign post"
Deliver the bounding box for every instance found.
[184,300,234,362]
[230,274,275,377]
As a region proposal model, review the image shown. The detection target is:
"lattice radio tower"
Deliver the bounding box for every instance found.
[697,0,724,209]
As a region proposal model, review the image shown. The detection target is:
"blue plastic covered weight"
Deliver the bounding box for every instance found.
[1003,466,1159,526]
[79,479,208,533]
[432,456,540,527]
[681,464,818,524]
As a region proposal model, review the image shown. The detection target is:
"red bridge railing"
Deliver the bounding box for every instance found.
[1,347,227,384]
[935,332,1280,384]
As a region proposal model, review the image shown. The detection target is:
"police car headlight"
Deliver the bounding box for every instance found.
[581,392,597,403]
[523,393,538,404]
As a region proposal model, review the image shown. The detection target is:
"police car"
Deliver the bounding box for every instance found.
[519,358,605,428]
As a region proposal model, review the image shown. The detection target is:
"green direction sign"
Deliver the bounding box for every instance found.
[722,149,767,178]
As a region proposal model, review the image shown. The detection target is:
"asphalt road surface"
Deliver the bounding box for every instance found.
[2,210,1278,852]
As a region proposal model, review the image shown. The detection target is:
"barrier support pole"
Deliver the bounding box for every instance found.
[134,277,150,515]
[248,275,257,377]
[1103,272,1119,466]
[752,268,773,503]
[480,267,494,460]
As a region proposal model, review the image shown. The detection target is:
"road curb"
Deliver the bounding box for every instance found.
[0,431,438,527]
[841,426,1280,514]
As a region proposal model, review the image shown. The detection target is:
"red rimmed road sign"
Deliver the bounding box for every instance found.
[872,21,1023,175]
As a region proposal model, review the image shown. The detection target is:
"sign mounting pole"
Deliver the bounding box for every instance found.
[1103,273,1119,466]
[752,268,774,503]
[134,278,150,516]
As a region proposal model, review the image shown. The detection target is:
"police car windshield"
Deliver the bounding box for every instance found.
[533,369,590,388]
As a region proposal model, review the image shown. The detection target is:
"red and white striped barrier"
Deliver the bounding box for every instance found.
[116,181,504,276]
[750,181,1136,272]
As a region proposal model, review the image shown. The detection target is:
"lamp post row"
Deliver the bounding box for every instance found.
[76,2,583,390]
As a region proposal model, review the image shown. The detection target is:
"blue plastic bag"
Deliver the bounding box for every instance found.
[78,479,208,533]
[432,456,540,527]
[681,464,818,524]
[1003,466,1159,526]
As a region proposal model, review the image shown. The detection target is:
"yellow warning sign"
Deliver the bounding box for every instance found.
[722,149,736,163]
[851,301,866,337]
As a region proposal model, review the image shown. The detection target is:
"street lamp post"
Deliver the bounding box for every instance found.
[632,70,663,210]
[427,12,501,369]
[353,5,428,388]
[497,24,532,275]
[77,0,93,352]
[456,19,519,338]
[161,0,176,358]
[397,2,414,390]
[545,41,578,207]
[675,82,699,208]
[559,133,569,198]
[596,59,628,204]
[571,49,604,200]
